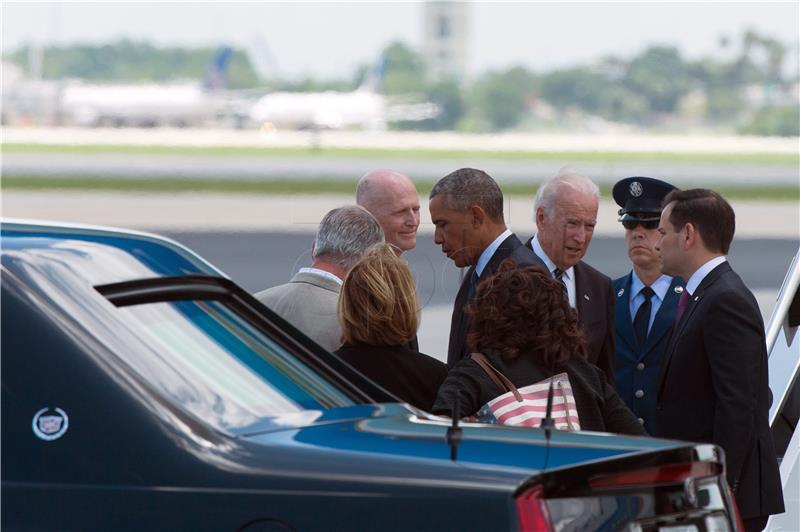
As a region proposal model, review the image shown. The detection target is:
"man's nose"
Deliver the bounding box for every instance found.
[573,226,587,244]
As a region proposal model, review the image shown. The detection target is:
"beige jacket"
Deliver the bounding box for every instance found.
[255,270,342,352]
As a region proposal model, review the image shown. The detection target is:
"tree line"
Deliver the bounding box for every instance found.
[9,32,798,136]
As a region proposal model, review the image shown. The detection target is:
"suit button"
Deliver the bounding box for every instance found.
[634,389,644,399]
[636,363,645,371]
[637,417,645,425]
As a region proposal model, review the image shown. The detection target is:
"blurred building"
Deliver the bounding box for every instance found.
[422,1,469,83]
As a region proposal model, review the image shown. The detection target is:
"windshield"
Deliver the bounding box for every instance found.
[114,298,354,433]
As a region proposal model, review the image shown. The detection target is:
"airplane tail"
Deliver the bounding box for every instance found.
[204,46,234,91]
[358,53,386,94]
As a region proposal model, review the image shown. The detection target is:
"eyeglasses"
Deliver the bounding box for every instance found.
[622,219,659,230]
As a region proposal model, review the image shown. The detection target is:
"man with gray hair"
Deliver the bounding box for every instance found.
[256,205,383,351]
[525,171,616,383]
[429,168,546,367]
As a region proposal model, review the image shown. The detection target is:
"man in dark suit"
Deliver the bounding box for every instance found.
[429,168,545,368]
[655,189,784,531]
[612,176,684,434]
[525,171,615,383]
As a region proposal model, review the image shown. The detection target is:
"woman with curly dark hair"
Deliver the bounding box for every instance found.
[432,261,645,435]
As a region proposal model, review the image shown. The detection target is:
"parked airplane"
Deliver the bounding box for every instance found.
[249,56,438,131]
[59,47,236,128]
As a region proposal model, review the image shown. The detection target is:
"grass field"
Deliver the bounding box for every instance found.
[3,142,798,165]
[4,175,797,201]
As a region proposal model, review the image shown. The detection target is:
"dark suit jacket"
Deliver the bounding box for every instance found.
[524,238,615,384]
[614,273,683,434]
[573,261,616,385]
[432,349,645,436]
[655,262,784,519]
[446,234,546,368]
[335,344,448,412]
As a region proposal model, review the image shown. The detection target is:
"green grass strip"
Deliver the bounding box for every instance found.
[4,176,797,201]
[3,142,798,165]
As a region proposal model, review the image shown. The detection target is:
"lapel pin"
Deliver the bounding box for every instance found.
[617,288,624,297]
[674,286,684,294]
[693,296,699,301]
[583,294,590,301]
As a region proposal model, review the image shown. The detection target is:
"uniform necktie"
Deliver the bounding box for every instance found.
[633,286,655,348]
[675,289,690,322]
[553,268,568,299]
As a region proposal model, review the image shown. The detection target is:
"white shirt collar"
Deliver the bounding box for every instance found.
[685,256,727,295]
[630,271,672,302]
[475,229,513,277]
[299,267,343,286]
[531,234,573,281]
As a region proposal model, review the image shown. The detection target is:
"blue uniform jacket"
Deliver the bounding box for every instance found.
[613,273,684,434]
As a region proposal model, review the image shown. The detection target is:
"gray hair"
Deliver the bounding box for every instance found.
[314,206,384,270]
[533,170,600,219]
[429,168,504,221]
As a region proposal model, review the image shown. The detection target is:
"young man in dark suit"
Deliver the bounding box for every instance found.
[655,189,784,531]
[612,176,684,434]
[428,168,545,368]
[525,171,616,384]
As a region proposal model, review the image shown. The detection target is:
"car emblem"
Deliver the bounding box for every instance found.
[674,286,684,294]
[629,181,643,197]
[32,407,69,441]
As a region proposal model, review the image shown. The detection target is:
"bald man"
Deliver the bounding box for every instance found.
[357,170,421,254]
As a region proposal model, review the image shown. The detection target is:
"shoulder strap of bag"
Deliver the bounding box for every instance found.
[469,352,523,402]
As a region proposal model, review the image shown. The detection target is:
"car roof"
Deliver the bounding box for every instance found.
[1,218,225,286]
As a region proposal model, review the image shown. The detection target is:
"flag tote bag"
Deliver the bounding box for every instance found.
[470,353,580,430]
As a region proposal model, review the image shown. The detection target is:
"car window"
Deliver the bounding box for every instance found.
[115,298,353,433]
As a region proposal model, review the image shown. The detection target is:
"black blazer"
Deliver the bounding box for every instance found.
[524,237,616,384]
[446,233,546,368]
[335,343,448,412]
[573,261,616,385]
[655,262,783,520]
[432,350,645,436]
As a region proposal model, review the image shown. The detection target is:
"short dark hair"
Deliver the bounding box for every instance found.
[466,261,587,368]
[662,189,735,254]
[429,168,504,222]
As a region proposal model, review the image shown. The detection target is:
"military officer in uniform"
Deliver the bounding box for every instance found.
[612,176,684,434]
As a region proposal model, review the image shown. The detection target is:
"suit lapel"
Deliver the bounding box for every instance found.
[615,274,638,355]
[447,265,476,366]
[657,262,730,394]
[574,262,594,325]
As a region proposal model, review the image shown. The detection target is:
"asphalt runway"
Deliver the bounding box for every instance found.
[5,151,799,186]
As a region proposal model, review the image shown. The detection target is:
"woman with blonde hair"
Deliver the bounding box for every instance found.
[335,243,447,411]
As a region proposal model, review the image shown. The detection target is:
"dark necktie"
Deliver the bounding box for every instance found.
[553,268,568,299]
[675,289,690,323]
[466,270,479,303]
[633,286,655,348]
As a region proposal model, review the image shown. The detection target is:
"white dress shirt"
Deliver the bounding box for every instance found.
[531,234,576,309]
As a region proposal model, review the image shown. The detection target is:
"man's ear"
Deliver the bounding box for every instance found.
[470,205,486,228]
[683,223,696,250]
[535,207,546,230]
